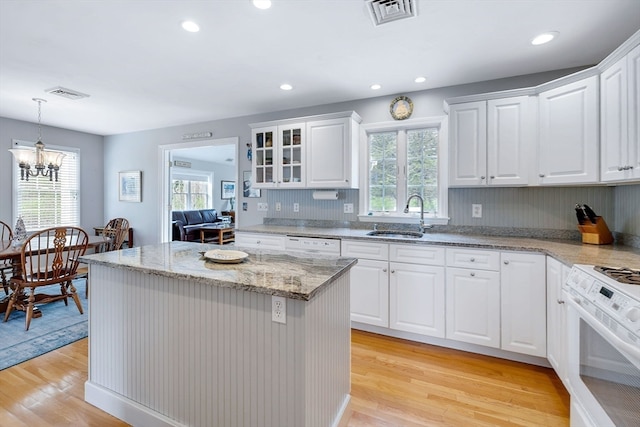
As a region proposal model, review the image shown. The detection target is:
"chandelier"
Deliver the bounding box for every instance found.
[9,98,66,181]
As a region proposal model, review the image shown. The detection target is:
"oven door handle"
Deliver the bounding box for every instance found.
[567,297,640,362]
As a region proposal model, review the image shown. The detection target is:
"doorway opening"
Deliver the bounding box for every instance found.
[159,137,238,243]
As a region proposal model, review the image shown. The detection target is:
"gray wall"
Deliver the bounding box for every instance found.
[0,116,104,231]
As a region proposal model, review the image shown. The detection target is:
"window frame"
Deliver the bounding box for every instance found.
[12,139,81,230]
[170,169,214,211]
[358,116,449,225]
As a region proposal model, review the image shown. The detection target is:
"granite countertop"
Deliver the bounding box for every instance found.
[79,241,357,301]
[236,225,640,270]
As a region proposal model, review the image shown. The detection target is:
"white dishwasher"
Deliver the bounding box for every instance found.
[284,235,341,255]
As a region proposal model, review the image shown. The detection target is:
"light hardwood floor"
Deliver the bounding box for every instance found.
[0,330,569,426]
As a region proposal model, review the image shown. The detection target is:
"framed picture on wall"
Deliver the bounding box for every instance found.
[119,171,142,202]
[243,170,261,198]
[221,180,236,199]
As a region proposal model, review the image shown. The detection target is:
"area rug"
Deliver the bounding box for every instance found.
[0,280,88,370]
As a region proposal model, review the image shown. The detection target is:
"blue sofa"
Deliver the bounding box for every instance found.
[171,209,222,241]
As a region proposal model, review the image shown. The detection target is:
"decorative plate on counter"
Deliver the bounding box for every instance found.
[203,249,249,264]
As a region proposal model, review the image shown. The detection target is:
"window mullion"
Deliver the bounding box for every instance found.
[397,130,408,206]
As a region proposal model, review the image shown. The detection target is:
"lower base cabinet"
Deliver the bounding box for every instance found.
[390,262,445,337]
[349,258,389,327]
[445,267,501,348]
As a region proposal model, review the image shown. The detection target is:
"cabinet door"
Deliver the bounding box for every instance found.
[279,123,305,187]
[546,256,569,388]
[251,127,277,188]
[446,267,500,348]
[538,76,599,184]
[500,252,546,357]
[350,258,389,327]
[306,118,357,188]
[600,56,629,182]
[234,232,285,250]
[390,263,445,337]
[449,101,487,186]
[487,96,532,186]
[629,44,640,180]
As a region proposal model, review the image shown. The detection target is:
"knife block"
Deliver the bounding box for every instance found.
[577,217,613,245]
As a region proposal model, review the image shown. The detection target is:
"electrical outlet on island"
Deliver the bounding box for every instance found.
[472,204,482,218]
[272,296,286,324]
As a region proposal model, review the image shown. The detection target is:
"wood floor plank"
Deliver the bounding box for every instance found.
[0,330,569,426]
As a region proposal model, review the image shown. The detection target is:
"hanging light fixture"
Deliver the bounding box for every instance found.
[9,98,65,181]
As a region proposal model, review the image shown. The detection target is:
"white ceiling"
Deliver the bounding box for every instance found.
[1,0,639,137]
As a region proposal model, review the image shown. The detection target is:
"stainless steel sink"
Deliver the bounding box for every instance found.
[366,230,423,239]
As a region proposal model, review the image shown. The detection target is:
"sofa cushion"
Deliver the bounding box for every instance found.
[183,210,204,225]
[200,209,218,223]
[172,211,186,225]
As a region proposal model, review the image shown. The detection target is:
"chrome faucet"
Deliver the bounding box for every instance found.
[404,194,425,232]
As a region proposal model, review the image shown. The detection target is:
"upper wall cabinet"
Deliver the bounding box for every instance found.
[601,44,640,182]
[449,96,532,187]
[250,111,361,190]
[537,76,599,185]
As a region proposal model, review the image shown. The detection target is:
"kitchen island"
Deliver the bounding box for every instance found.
[79,241,357,427]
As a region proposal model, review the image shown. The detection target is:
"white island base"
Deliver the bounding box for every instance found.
[84,263,351,427]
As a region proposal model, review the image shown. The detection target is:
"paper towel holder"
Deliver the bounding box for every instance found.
[312,190,339,200]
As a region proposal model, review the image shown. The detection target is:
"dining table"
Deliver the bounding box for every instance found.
[0,235,107,315]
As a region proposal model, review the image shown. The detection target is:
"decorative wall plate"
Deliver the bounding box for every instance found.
[390,95,413,120]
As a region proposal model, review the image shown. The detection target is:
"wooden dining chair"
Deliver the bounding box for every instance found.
[78,217,130,297]
[3,226,88,331]
[0,220,13,295]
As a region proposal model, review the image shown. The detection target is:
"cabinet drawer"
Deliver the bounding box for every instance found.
[389,244,445,265]
[235,232,286,250]
[446,248,500,271]
[341,240,388,260]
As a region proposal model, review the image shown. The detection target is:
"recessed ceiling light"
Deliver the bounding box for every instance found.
[253,0,272,9]
[182,21,200,32]
[415,76,426,83]
[531,31,558,46]
[370,84,381,90]
[280,83,293,91]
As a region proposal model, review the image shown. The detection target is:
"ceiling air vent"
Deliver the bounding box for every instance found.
[45,86,90,100]
[366,0,417,26]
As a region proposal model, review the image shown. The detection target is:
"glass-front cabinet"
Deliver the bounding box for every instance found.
[251,123,305,188]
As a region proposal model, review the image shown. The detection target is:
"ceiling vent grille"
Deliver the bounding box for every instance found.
[366,0,417,26]
[45,86,90,100]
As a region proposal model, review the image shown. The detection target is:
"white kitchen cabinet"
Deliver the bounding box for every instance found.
[601,44,640,182]
[546,256,571,389]
[390,262,445,337]
[446,266,501,348]
[449,96,532,187]
[250,111,360,190]
[306,112,360,189]
[449,101,487,186]
[500,252,546,357]
[343,240,446,337]
[348,258,389,327]
[234,232,286,250]
[342,240,389,327]
[538,75,599,184]
[251,123,305,188]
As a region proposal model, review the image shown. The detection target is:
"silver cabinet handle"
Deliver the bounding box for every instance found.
[490,175,495,179]
[539,174,545,178]
[382,268,387,273]
[618,166,625,171]
[557,299,565,304]
[470,258,475,262]
[256,240,261,244]
[480,176,485,180]
[391,270,395,273]
[470,272,476,277]
[503,260,509,265]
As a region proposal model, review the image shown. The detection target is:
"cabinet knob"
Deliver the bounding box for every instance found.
[470,272,476,277]
[480,176,485,180]
[557,299,565,305]
[391,270,395,273]
[345,179,349,183]
[490,175,495,179]
[382,268,387,273]
[539,174,545,178]
[256,240,261,244]
[503,260,509,265]
[470,258,475,262]
[618,166,625,171]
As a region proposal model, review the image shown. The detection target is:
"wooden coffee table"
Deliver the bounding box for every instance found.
[199,225,234,244]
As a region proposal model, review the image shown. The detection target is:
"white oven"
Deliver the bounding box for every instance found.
[564,265,640,427]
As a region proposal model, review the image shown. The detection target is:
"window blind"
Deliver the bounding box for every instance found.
[14,145,80,230]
